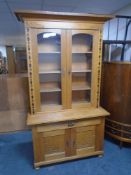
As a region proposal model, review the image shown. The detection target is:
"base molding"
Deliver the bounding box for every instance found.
[34,151,103,168]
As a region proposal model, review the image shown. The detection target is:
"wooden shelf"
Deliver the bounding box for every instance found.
[39,70,61,74]
[72,85,91,91]
[39,70,91,74]
[40,87,61,93]
[72,69,92,73]
[41,103,61,107]
[72,51,92,54]
[72,89,91,104]
[38,52,60,54]
[41,104,62,111]
[72,100,90,104]
[40,83,61,93]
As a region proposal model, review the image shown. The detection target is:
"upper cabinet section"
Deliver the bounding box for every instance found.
[15,11,113,113]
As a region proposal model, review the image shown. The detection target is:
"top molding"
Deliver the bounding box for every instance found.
[15,10,114,23]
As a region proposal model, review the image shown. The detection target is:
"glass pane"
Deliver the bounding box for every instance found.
[72,33,93,104]
[103,43,131,62]
[37,32,62,110]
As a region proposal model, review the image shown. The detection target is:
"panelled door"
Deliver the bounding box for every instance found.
[67,30,99,109]
[38,128,69,162]
[74,125,96,155]
[31,29,67,112]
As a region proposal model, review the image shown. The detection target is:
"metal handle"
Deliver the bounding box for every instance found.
[68,121,75,127]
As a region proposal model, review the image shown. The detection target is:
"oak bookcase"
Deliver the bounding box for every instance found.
[15,11,113,168]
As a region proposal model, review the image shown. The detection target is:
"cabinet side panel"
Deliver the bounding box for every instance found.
[91,29,103,108]
[25,26,36,113]
[95,117,105,151]
[97,30,103,107]
[32,127,43,163]
[30,29,41,112]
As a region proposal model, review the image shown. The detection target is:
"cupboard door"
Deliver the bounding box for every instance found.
[42,130,66,161]
[31,29,67,112]
[75,125,96,155]
[35,128,70,162]
[67,30,99,108]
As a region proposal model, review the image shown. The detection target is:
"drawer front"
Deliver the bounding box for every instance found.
[36,118,101,132]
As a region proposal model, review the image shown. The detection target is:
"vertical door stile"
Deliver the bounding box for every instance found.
[66,30,72,109]
[70,128,76,155]
[61,30,67,109]
[91,31,100,107]
[65,128,71,156]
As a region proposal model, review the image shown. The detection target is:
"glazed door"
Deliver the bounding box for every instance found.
[31,29,67,112]
[31,29,99,112]
[67,30,99,108]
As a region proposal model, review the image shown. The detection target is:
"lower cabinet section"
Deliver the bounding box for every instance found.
[32,117,105,168]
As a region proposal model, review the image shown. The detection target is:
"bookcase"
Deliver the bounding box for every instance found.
[15,11,113,168]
